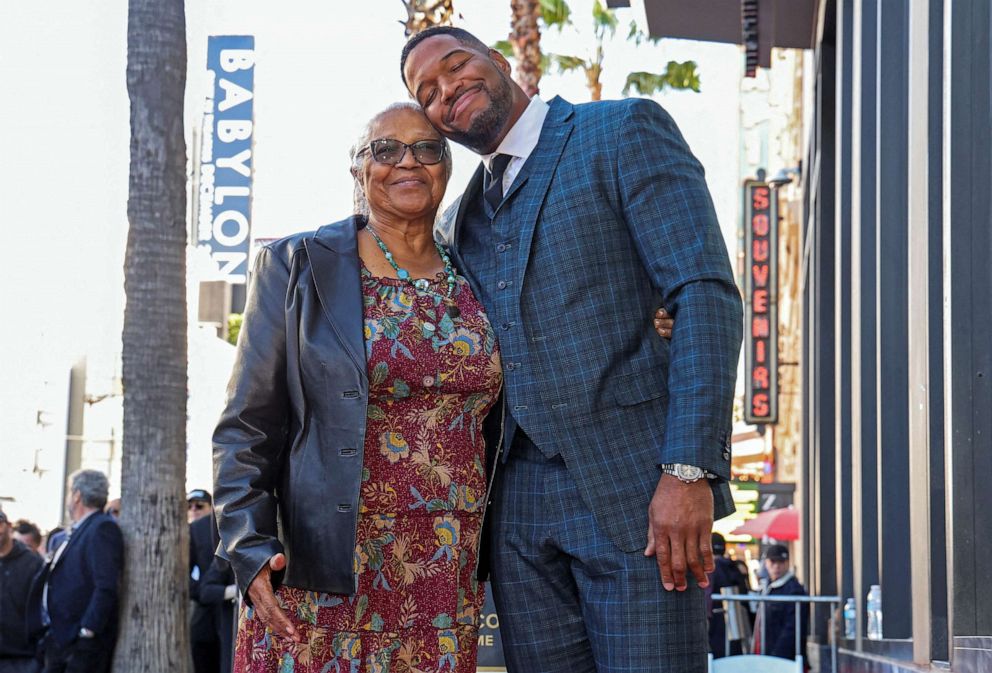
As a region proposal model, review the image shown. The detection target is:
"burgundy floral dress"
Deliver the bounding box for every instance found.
[233,262,502,673]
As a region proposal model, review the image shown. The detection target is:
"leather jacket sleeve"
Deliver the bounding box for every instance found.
[212,244,291,599]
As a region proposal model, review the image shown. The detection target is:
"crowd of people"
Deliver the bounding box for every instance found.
[705,533,810,662]
[0,475,807,673]
[0,471,235,673]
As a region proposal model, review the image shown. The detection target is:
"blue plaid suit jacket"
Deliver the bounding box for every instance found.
[437,96,743,553]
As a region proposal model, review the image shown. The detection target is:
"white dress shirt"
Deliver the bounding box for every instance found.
[481,95,550,193]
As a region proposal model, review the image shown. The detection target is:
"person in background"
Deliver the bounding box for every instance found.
[27,470,123,673]
[754,544,808,661]
[0,508,44,673]
[187,489,213,524]
[12,520,43,558]
[706,533,750,657]
[103,500,121,520]
[189,490,221,673]
[43,529,64,559]
[733,559,752,590]
[199,557,237,673]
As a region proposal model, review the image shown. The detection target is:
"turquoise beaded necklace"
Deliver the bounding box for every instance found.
[366,224,461,319]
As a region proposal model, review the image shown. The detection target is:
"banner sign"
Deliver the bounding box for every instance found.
[743,180,778,424]
[196,35,255,283]
[477,583,506,671]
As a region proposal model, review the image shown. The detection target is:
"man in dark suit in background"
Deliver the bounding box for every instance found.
[403,27,742,673]
[198,557,237,673]
[28,470,123,673]
[187,489,222,673]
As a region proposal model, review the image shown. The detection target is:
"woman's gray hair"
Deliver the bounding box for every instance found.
[349,101,453,217]
[69,469,110,510]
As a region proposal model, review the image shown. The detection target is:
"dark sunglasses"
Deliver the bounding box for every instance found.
[361,138,446,166]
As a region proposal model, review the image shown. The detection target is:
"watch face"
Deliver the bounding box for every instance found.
[677,464,704,480]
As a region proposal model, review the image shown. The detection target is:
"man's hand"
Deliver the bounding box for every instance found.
[644,475,715,591]
[246,553,300,643]
[654,307,674,339]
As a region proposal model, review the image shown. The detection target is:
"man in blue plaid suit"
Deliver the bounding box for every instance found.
[403,27,743,672]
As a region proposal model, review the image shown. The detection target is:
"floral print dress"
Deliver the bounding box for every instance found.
[234,262,502,673]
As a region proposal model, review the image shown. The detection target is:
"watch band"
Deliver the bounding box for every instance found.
[661,463,718,482]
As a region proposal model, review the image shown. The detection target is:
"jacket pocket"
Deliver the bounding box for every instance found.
[611,370,667,407]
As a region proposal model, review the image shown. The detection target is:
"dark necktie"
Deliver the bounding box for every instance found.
[484,153,512,213]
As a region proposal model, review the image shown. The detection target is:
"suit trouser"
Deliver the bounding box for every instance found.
[42,637,110,673]
[190,601,220,673]
[0,658,40,673]
[490,432,708,673]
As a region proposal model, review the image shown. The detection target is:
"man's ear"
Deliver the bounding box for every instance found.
[488,48,512,76]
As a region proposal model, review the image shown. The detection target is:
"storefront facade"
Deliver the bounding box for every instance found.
[624,0,992,670]
[802,0,992,670]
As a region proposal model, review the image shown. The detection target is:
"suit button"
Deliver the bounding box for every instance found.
[501,322,513,331]
[496,243,507,252]
[497,280,507,290]
[505,362,515,371]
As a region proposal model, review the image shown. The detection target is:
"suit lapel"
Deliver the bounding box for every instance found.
[51,513,98,574]
[508,97,574,289]
[304,217,367,375]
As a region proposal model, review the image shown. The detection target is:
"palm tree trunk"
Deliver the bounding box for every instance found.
[586,64,603,101]
[510,0,542,96]
[114,0,190,671]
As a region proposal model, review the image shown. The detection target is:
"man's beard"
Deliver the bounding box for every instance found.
[444,73,514,153]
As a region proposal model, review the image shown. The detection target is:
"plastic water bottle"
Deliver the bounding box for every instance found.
[866,585,883,640]
[844,598,857,639]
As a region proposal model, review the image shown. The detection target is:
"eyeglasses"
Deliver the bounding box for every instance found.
[360,138,446,166]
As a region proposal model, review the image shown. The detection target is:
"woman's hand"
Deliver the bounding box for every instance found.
[246,554,300,643]
[654,308,675,339]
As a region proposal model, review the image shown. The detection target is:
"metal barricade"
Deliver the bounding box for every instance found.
[710,593,841,673]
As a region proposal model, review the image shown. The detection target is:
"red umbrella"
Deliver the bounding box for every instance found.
[731,506,799,540]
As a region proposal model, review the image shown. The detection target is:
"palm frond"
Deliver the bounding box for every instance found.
[538,0,572,29]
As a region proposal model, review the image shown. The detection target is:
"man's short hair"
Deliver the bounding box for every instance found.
[14,519,42,547]
[69,469,110,510]
[400,26,491,86]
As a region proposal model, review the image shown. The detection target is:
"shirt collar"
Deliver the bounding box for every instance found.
[72,510,97,531]
[763,570,795,593]
[482,96,550,171]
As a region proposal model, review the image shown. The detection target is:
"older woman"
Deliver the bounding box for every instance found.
[214,102,675,673]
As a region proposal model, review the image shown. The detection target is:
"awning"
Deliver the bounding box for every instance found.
[606,0,818,69]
